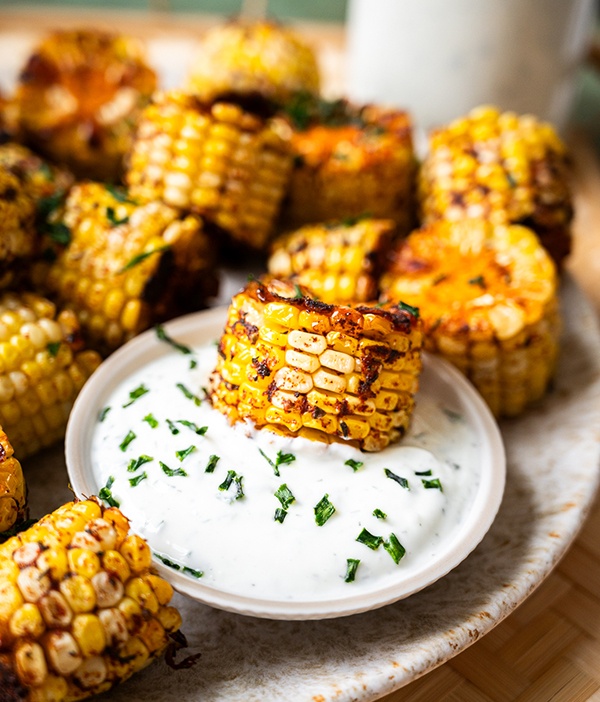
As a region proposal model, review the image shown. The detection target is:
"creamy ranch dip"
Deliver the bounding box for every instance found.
[91,336,483,602]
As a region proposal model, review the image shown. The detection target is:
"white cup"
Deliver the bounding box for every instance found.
[346,0,595,132]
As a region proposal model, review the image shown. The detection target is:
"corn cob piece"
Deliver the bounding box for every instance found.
[0,142,73,204]
[210,277,423,451]
[0,426,27,538]
[12,28,157,181]
[0,291,101,459]
[281,95,416,233]
[419,105,573,268]
[380,219,560,418]
[186,18,320,105]
[43,182,219,353]
[0,497,183,701]
[125,90,293,252]
[268,218,395,304]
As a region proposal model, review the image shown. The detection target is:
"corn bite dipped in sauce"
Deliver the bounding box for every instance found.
[0,498,184,701]
[380,220,560,418]
[43,182,219,354]
[125,90,293,253]
[210,278,423,452]
[11,29,157,181]
[280,94,416,233]
[0,426,28,539]
[0,291,101,459]
[268,218,395,304]
[419,105,573,268]
[186,18,320,105]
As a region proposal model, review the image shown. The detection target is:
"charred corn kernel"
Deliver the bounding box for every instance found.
[281,95,416,233]
[419,105,573,268]
[0,424,28,536]
[269,219,395,304]
[126,90,292,252]
[68,549,100,580]
[210,277,423,450]
[12,29,157,181]
[0,498,183,700]
[0,293,101,459]
[43,182,218,353]
[380,219,560,417]
[186,19,320,104]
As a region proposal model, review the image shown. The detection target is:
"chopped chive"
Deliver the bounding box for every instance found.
[99,476,119,508]
[166,419,180,435]
[344,458,364,472]
[118,244,170,274]
[293,283,304,299]
[414,469,432,476]
[46,222,71,246]
[155,324,193,355]
[373,508,387,520]
[160,461,187,477]
[276,451,296,467]
[422,478,443,491]
[344,558,360,583]
[176,420,208,435]
[259,448,279,476]
[443,408,463,423]
[143,413,159,428]
[189,358,198,369]
[119,430,136,452]
[175,445,196,462]
[218,470,244,499]
[129,471,148,487]
[105,184,131,202]
[356,528,383,550]
[106,206,129,226]
[155,554,180,569]
[155,554,203,578]
[122,384,149,407]
[47,341,61,357]
[383,533,406,564]
[314,494,335,526]
[205,454,220,473]
[98,406,111,422]
[385,468,409,489]
[182,566,203,579]
[274,508,288,523]
[176,382,202,406]
[218,469,236,491]
[274,484,296,510]
[468,275,486,288]
[398,301,420,318]
[127,455,153,472]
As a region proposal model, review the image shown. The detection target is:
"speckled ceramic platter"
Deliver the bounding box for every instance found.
[23,273,600,701]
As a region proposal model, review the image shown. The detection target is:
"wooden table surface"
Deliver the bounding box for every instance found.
[1,9,600,701]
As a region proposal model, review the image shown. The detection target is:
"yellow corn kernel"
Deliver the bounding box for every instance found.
[59,574,97,613]
[72,613,107,657]
[9,602,46,639]
[68,548,101,579]
[120,534,152,573]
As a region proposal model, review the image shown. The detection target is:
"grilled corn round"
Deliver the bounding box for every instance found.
[0,426,27,538]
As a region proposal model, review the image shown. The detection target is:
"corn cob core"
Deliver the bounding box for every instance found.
[268,218,395,304]
[44,182,219,353]
[210,278,423,452]
[380,220,560,418]
[186,19,320,104]
[419,105,573,268]
[0,291,101,459]
[125,90,293,252]
[0,426,27,537]
[12,29,157,180]
[0,498,182,701]
[281,97,416,233]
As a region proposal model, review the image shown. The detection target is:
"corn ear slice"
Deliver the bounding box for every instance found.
[419,104,573,268]
[210,277,423,451]
[0,498,183,701]
[380,219,560,418]
[0,290,101,459]
[268,218,395,304]
[125,90,293,252]
[0,426,27,537]
[43,182,219,353]
[0,143,73,204]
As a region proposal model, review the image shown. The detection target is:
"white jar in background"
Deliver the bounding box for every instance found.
[346,0,595,132]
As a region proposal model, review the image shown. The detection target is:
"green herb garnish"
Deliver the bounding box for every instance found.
[274,508,287,523]
[105,184,131,202]
[205,454,220,473]
[160,461,187,477]
[119,430,136,452]
[385,468,409,489]
[106,206,129,226]
[182,566,203,578]
[422,478,443,491]
[127,454,153,472]
[218,470,244,499]
[175,445,196,462]
[47,341,61,357]
[155,553,203,578]
[176,420,208,435]
[46,222,71,246]
[118,245,170,274]
[99,406,111,422]
[155,325,193,355]
[414,469,432,476]
[356,528,383,550]
[468,275,486,288]
[383,533,406,564]
[344,558,360,583]
[122,384,149,407]
[166,419,180,435]
[275,484,296,510]
[143,413,159,428]
[314,494,335,526]
[344,458,364,472]
[99,476,119,507]
[398,301,420,318]
[129,471,148,487]
[258,448,296,476]
[373,508,387,519]
[176,383,202,406]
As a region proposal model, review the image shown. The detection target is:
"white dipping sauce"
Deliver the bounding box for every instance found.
[91,340,482,602]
